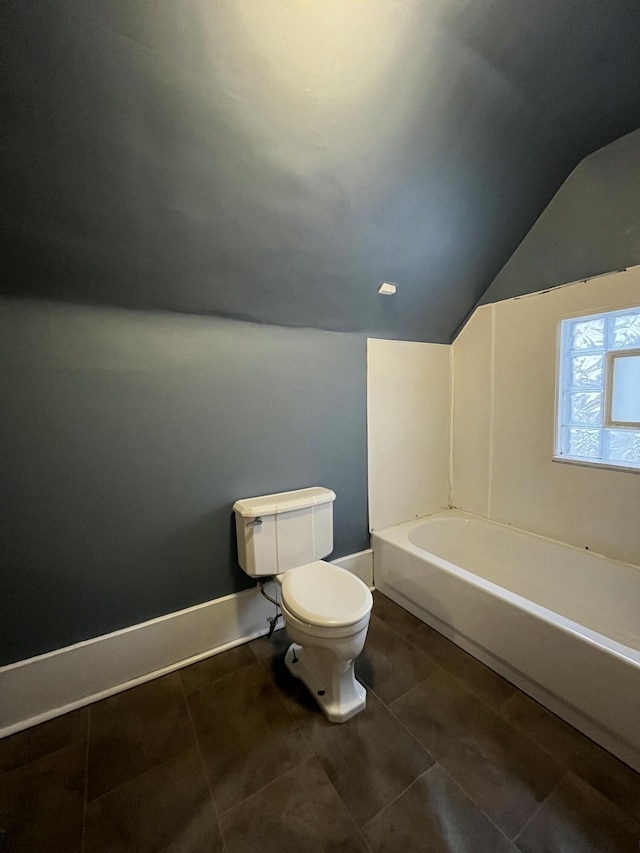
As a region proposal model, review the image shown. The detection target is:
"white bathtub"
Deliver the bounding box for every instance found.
[372,510,640,772]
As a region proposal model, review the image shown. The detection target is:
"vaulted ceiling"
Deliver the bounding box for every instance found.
[2,1,640,341]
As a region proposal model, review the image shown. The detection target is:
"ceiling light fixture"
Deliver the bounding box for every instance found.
[378,282,397,295]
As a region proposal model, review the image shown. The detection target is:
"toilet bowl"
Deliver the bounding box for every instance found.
[277,560,372,722]
[232,487,373,722]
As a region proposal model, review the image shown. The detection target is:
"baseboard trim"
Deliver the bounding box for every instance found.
[0,549,373,738]
[332,548,374,588]
[0,584,279,738]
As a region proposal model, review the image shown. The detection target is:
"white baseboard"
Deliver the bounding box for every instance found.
[332,548,374,588]
[0,548,373,738]
[0,583,279,738]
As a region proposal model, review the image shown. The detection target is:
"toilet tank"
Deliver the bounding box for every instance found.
[233,487,336,577]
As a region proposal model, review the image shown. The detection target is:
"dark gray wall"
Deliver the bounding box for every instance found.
[2,1,640,342]
[480,129,640,305]
[0,299,369,665]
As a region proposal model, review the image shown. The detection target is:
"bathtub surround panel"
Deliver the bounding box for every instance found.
[451,306,493,517]
[367,338,451,531]
[452,266,640,566]
[373,512,640,773]
[0,298,369,666]
[481,127,640,306]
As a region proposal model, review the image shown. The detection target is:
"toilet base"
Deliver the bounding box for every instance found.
[285,643,367,723]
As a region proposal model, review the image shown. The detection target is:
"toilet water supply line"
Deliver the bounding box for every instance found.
[258,581,282,638]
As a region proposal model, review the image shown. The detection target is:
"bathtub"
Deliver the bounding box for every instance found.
[372,510,640,772]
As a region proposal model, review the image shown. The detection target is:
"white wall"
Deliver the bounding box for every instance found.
[452,266,640,566]
[367,339,451,531]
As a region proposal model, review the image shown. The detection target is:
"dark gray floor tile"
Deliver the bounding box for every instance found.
[407,622,515,709]
[251,627,328,720]
[391,669,563,839]
[0,739,85,853]
[372,591,423,636]
[355,614,439,705]
[85,748,223,853]
[180,643,257,695]
[516,772,640,853]
[363,764,516,853]
[0,707,88,773]
[254,621,435,826]
[295,687,434,827]
[187,662,311,813]
[220,757,368,853]
[501,690,640,821]
[87,672,195,800]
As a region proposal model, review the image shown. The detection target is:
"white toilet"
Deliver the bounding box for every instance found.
[233,487,372,722]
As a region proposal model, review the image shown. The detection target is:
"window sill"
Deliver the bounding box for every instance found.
[552,455,640,474]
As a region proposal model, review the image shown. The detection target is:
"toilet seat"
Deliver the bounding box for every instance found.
[280,560,372,628]
[281,599,371,640]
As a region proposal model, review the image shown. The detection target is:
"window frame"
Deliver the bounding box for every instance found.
[605,350,640,429]
[554,304,640,474]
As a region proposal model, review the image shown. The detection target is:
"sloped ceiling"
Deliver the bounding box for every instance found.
[2,0,640,342]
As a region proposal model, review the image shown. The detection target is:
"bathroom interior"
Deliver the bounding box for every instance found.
[1,1,640,851]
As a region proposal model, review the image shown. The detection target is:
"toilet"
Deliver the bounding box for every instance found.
[233,487,372,722]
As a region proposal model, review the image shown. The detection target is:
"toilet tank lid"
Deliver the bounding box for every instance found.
[233,487,336,518]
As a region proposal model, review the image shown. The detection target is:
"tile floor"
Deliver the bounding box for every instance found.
[1,591,640,852]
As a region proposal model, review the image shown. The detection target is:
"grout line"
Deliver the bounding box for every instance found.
[392,611,526,720]
[179,676,230,852]
[240,613,632,847]
[492,692,631,805]
[0,736,89,778]
[80,707,90,853]
[375,597,572,779]
[385,689,441,759]
[215,754,315,819]
[449,343,455,506]
[428,665,517,717]
[496,691,517,718]
[378,624,570,844]
[383,671,560,848]
[249,632,411,846]
[209,642,316,820]
[384,666,443,708]
[180,656,259,699]
[85,746,200,807]
[360,765,436,832]
[435,763,519,849]
[371,606,506,715]
[178,675,223,831]
[313,759,375,853]
[282,683,378,850]
[512,773,565,845]
[487,302,495,519]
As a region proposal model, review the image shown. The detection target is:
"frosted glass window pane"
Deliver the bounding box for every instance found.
[570,318,604,351]
[605,430,640,464]
[570,354,603,388]
[567,392,602,425]
[611,355,640,423]
[612,313,640,349]
[566,427,601,458]
[558,307,640,469]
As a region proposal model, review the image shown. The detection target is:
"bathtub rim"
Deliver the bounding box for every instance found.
[374,507,640,574]
[372,509,640,666]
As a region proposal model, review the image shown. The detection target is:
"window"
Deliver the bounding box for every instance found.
[556,306,640,470]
